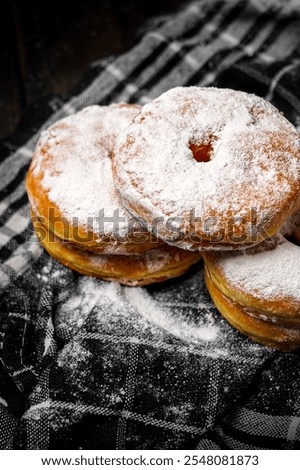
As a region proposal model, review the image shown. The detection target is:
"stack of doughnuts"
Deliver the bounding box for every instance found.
[204,228,300,351]
[26,104,201,286]
[26,87,300,350]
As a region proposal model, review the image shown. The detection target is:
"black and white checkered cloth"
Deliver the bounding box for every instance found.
[1,0,300,450]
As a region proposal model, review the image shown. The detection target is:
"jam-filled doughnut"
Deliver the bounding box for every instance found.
[113,87,300,251]
[26,104,163,255]
[32,212,202,286]
[203,212,300,351]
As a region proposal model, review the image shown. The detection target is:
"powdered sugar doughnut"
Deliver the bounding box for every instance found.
[32,212,201,286]
[26,104,163,254]
[204,211,300,351]
[113,87,300,251]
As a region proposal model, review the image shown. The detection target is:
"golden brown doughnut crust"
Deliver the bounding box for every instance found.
[113,87,300,251]
[32,213,202,286]
[203,237,300,319]
[203,215,300,351]
[26,104,164,255]
[204,267,300,351]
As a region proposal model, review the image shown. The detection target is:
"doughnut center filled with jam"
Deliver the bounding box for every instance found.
[189,142,213,162]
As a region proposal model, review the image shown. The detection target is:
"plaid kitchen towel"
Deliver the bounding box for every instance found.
[1,0,300,450]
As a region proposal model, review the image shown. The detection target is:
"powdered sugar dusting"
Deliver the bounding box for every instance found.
[33,104,141,236]
[123,286,219,343]
[58,277,105,330]
[0,397,8,407]
[219,238,300,301]
[114,87,300,247]
[55,276,221,346]
[53,268,267,367]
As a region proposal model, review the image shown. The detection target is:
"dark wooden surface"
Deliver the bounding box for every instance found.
[0,0,186,139]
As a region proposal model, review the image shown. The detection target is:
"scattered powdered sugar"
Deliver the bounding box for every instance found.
[35,258,66,284]
[54,274,221,348]
[219,238,300,301]
[122,285,219,343]
[36,260,64,283]
[0,397,8,408]
[53,270,265,360]
[57,277,105,330]
[33,104,141,236]
[57,341,92,370]
[50,265,268,421]
[22,399,52,422]
[114,87,300,246]
[43,316,54,357]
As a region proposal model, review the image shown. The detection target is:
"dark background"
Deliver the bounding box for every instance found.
[1,0,186,140]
